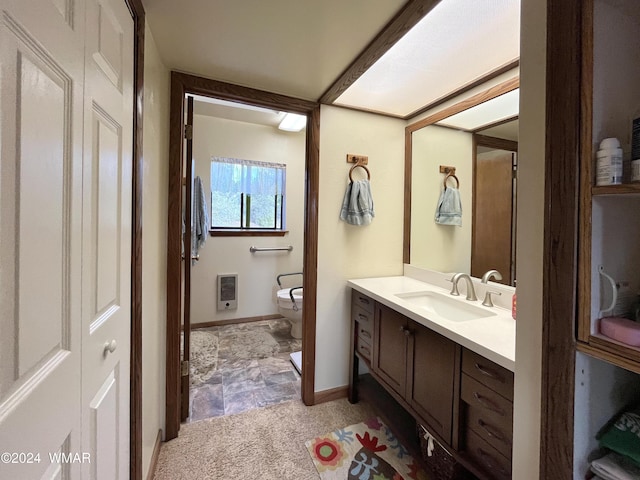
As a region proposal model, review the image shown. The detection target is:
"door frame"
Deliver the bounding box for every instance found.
[539,0,582,476]
[164,72,320,440]
[123,0,144,478]
[471,134,518,285]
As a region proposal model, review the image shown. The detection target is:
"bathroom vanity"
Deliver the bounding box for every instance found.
[348,274,515,480]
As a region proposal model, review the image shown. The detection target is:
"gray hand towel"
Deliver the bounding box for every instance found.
[339,179,375,226]
[434,186,462,226]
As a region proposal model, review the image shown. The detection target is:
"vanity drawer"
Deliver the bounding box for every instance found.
[464,429,511,480]
[465,399,512,459]
[462,349,514,401]
[356,337,372,362]
[461,374,513,435]
[352,290,375,314]
[353,306,374,340]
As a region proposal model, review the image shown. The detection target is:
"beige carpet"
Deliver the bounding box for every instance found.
[153,398,376,480]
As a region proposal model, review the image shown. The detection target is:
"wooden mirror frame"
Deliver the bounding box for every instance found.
[403,77,520,264]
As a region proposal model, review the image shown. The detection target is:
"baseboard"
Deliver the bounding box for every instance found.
[313,385,348,405]
[190,314,283,330]
[146,429,162,480]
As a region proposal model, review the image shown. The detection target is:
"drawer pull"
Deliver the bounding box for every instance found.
[359,297,370,305]
[359,345,371,356]
[478,448,509,477]
[473,392,505,416]
[474,362,503,382]
[477,419,507,443]
[358,313,368,321]
[360,330,372,339]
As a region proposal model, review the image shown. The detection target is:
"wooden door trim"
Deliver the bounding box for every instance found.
[180,97,194,421]
[540,0,582,477]
[473,134,518,153]
[125,0,144,478]
[165,73,320,440]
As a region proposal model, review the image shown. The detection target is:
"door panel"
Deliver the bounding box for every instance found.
[0,1,85,478]
[81,0,133,478]
[471,151,514,284]
[407,322,456,444]
[89,372,118,479]
[373,304,407,396]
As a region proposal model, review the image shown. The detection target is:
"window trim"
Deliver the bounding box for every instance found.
[209,228,288,237]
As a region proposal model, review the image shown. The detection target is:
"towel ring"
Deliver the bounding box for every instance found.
[444,172,459,189]
[349,163,371,182]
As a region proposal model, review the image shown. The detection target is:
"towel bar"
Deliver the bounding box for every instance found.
[249,245,293,253]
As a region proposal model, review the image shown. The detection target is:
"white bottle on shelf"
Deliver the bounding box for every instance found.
[596,137,623,186]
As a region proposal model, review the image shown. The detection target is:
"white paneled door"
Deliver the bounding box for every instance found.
[0,0,133,478]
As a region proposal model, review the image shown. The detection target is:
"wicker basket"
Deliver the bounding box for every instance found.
[417,424,471,480]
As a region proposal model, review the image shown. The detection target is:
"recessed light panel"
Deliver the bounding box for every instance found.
[438,88,519,130]
[334,0,520,117]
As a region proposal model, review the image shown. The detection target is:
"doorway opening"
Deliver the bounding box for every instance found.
[165,72,320,439]
[184,94,307,421]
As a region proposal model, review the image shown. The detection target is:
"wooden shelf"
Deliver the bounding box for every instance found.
[577,338,640,375]
[591,183,640,195]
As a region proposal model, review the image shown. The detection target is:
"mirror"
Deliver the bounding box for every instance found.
[405,80,518,286]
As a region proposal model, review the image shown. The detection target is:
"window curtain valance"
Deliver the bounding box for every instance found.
[210,157,286,196]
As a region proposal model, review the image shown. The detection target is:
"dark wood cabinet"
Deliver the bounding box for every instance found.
[349,288,515,480]
[373,303,409,396]
[407,319,457,444]
[459,348,514,479]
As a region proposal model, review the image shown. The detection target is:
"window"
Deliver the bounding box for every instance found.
[210,157,286,230]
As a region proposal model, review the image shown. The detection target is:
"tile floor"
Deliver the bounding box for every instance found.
[188,318,302,422]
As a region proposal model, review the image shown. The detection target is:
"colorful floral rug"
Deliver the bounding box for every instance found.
[305,417,429,480]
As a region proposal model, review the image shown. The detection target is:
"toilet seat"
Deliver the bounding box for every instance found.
[276,288,303,310]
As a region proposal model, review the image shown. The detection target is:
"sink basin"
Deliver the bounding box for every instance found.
[394,291,497,322]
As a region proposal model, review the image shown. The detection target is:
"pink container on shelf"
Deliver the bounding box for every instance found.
[600,317,640,347]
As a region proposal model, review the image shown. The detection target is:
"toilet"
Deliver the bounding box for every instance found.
[276,287,303,339]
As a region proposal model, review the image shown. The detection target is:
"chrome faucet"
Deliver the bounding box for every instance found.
[449,273,478,301]
[481,269,503,284]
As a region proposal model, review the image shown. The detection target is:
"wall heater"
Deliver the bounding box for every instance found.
[217,274,238,310]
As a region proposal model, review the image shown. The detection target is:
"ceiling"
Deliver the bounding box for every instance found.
[143,0,406,101]
[145,0,520,123]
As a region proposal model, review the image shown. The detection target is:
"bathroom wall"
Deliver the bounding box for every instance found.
[315,105,405,392]
[141,25,169,480]
[190,114,305,324]
[512,0,546,476]
[410,126,472,273]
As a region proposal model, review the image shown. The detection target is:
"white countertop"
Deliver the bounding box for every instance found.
[347,276,516,371]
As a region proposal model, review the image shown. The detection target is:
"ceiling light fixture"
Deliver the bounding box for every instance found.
[334,0,520,117]
[278,112,307,132]
[438,88,520,130]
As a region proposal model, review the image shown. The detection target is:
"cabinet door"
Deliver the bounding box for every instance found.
[373,304,408,396]
[407,320,457,444]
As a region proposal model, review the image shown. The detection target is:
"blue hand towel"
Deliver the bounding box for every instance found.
[339,179,375,226]
[434,186,462,226]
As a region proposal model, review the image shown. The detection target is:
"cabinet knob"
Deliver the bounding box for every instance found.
[399,326,412,337]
